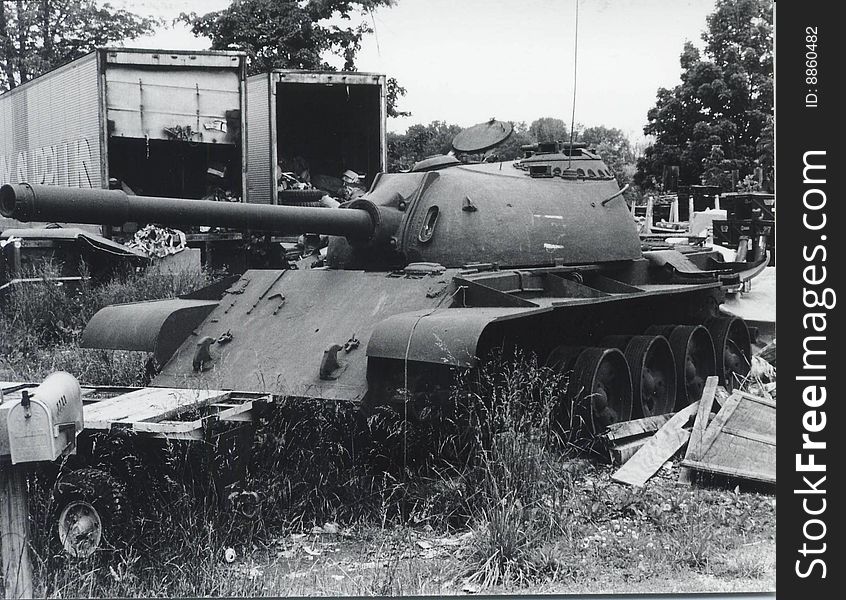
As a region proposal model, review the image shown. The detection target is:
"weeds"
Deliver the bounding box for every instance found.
[0,259,211,383]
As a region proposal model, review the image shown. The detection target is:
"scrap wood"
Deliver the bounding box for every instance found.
[678,376,720,484]
[604,413,674,443]
[755,338,776,367]
[609,437,649,466]
[680,389,775,484]
[609,411,713,469]
[604,413,675,466]
[611,401,700,487]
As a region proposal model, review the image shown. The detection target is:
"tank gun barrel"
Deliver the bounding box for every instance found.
[0,183,375,239]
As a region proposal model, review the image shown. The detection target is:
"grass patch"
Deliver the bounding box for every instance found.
[0,260,212,384]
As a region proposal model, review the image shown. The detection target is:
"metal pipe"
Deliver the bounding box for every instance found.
[0,183,375,239]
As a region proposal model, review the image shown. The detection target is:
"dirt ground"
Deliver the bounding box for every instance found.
[219,461,776,596]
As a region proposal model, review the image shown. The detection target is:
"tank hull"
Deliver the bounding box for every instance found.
[86,259,733,405]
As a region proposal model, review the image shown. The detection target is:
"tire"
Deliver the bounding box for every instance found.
[281,201,325,208]
[53,468,129,558]
[277,189,326,204]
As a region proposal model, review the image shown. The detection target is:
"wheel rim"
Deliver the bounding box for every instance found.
[571,347,633,431]
[58,501,103,558]
[624,335,676,418]
[707,317,751,390]
[667,325,716,407]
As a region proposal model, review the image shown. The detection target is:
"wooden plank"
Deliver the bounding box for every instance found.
[729,400,776,436]
[84,387,227,427]
[678,376,719,484]
[682,392,776,484]
[700,436,776,478]
[735,390,776,409]
[604,413,674,442]
[609,437,649,466]
[687,376,719,460]
[611,401,699,487]
[680,458,775,484]
[694,392,743,460]
[720,426,776,447]
[0,465,33,599]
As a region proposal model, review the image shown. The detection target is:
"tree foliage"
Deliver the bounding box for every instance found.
[180,0,406,116]
[386,76,410,118]
[181,0,394,72]
[580,125,635,188]
[0,1,157,92]
[635,0,773,191]
[386,118,637,183]
[387,120,463,171]
[528,117,569,144]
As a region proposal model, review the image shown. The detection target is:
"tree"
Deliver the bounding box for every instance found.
[0,1,157,91]
[635,0,773,191]
[386,76,410,118]
[492,121,533,161]
[579,126,635,185]
[180,1,407,116]
[387,120,463,171]
[528,117,569,143]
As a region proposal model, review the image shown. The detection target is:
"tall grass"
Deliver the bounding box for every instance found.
[0,259,211,384]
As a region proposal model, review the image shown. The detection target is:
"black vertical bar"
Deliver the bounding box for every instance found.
[776,1,842,595]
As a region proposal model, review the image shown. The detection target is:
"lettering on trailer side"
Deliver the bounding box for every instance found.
[0,138,94,188]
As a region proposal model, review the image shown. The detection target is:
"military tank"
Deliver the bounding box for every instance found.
[0,123,765,433]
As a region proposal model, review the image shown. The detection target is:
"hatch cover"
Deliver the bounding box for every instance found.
[411,155,461,172]
[452,119,513,154]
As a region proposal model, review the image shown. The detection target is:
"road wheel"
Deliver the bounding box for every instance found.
[707,316,751,390]
[53,468,129,558]
[648,324,716,408]
[547,346,633,432]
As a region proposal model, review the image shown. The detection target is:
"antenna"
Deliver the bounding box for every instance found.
[567,0,580,169]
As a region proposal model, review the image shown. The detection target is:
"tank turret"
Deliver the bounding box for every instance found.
[2,153,641,270]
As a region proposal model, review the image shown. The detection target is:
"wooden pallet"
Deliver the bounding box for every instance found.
[681,390,776,483]
[1,381,268,442]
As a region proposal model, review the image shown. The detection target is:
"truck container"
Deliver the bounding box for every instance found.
[0,47,247,232]
[246,70,386,205]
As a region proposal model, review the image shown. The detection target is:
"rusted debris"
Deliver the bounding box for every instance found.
[755,338,776,367]
[611,401,699,487]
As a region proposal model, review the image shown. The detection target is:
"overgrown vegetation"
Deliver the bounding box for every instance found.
[0,260,211,384]
[2,265,774,596]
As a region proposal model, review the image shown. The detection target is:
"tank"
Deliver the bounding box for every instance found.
[0,131,766,431]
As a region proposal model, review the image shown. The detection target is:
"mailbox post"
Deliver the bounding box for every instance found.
[1,372,84,599]
[0,465,32,599]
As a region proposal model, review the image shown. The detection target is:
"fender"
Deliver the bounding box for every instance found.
[82,299,218,366]
[367,306,550,367]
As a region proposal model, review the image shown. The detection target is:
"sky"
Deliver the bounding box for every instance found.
[113,0,718,141]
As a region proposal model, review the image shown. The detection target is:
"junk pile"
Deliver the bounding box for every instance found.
[604,340,776,488]
[126,225,187,259]
[277,156,365,206]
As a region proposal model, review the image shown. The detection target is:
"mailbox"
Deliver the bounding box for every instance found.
[3,372,84,464]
